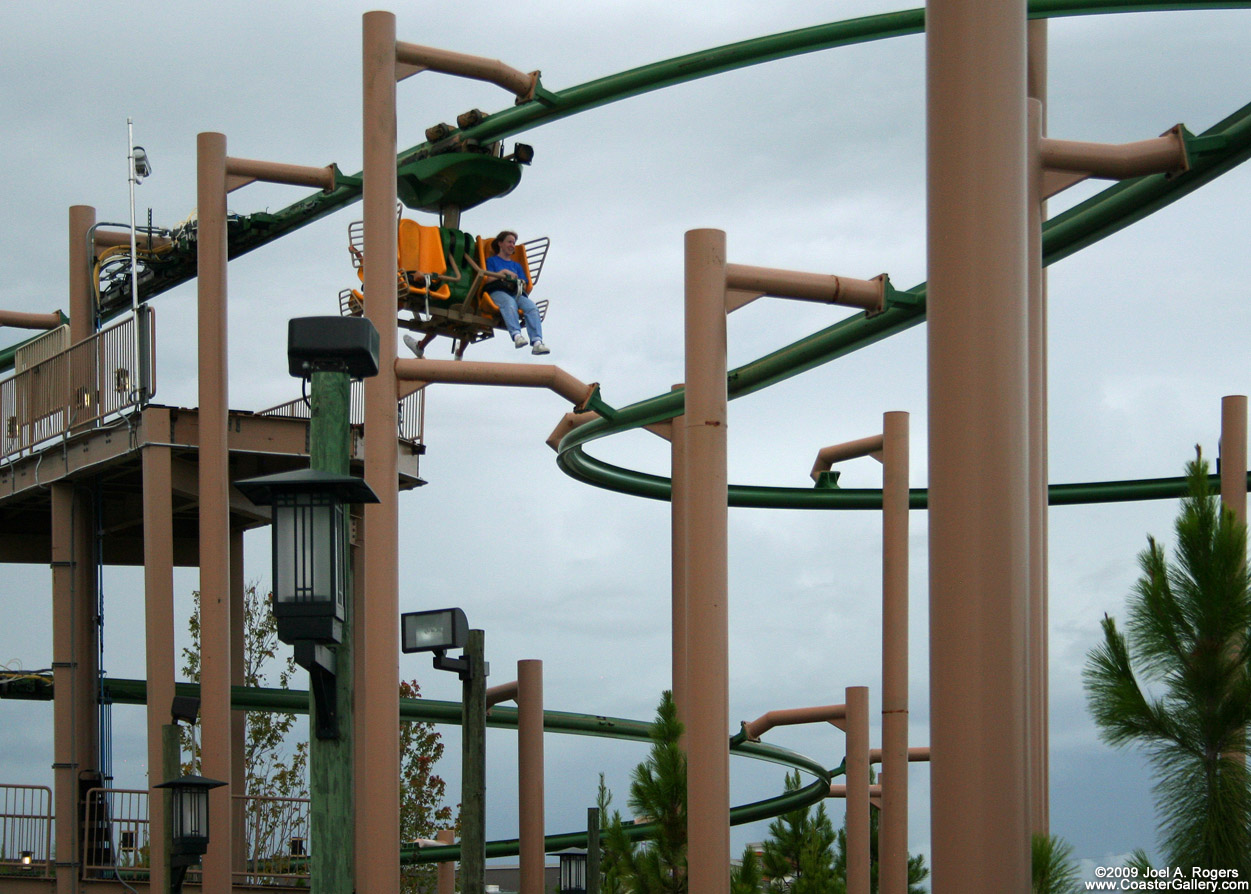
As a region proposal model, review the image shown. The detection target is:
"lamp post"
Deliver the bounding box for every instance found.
[154,775,226,894]
[402,609,487,892]
[238,314,379,894]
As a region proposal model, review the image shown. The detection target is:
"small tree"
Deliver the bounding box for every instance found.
[731,843,765,894]
[829,771,929,893]
[180,585,308,863]
[762,770,838,893]
[597,772,627,894]
[181,585,457,889]
[399,678,457,894]
[1083,449,1251,873]
[597,691,687,894]
[1031,832,1080,894]
[758,768,929,893]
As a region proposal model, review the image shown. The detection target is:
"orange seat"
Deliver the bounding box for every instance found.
[398,219,452,302]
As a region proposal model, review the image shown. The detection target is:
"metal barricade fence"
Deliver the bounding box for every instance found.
[0,783,52,877]
[82,787,149,879]
[0,308,156,462]
[232,793,311,887]
[257,378,424,445]
[78,787,311,887]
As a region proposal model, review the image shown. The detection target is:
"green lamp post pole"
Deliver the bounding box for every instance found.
[309,366,354,893]
[586,807,601,894]
[461,628,487,893]
[235,316,380,894]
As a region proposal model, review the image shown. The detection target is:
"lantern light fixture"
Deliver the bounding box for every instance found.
[236,468,378,739]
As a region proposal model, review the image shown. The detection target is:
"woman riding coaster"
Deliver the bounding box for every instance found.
[485,230,549,355]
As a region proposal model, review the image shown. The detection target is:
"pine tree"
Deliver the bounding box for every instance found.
[597,772,627,894]
[731,843,765,894]
[624,690,687,894]
[761,770,838,893]
[596,691,687,894]
[829,771,929,893]
[1031,832,1080,894]
[759,768,929,893]
[1083,448,1251,873]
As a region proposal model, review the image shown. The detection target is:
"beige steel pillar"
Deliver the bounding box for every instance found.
[69,206,95,341]
[360,12,402,893]
[142,408,176,894]
[671,384,689,730]
[879,412,909,894]
[1027,19,1051,837]
[927,0,1032,890]
[52,483,97,894]
[437,828,456,894]
[196,130,233,894]
[518,660,545,894]
[683,228,730,894]
[1221,396,1247,525]
[69,206,96,437]
[845,686,871,894]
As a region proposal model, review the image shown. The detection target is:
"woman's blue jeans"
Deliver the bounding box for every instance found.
[489,288,543,342]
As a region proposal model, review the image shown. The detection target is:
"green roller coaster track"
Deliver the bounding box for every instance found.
[0,674,840,864]
[4,0,1249,866]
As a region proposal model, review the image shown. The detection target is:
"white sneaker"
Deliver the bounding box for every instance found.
[513,332,529,348]
[531,340,550,355]
[402,334,424,359]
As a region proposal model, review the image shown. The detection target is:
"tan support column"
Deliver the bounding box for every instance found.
[518,660,544,894]
[683,228,729,894]
[69,206,95,341]
[230,527,248,874]
[360,12,402,893]
[845,686,871,894]
[671,384,688,730]
[142,408,176,893]
[1027,20,1051,838]
[197,130,233,894]
[69,206,96,436]
[927,1,1031,890]
[879,412,909,894]
[437,828,456,894]
[51,484,88,894]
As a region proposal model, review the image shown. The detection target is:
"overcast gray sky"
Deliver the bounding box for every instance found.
[3,0,1251,880]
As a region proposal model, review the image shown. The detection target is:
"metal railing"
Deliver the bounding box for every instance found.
[258,378,425,445]
[0,308,155,462]
[0,783,52,878]
[78,787,311,887]
[83,787,149,880]
[232,793,310,887]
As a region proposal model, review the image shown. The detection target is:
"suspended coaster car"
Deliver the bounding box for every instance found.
[337,135,547,357]
[338,208,550,359]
